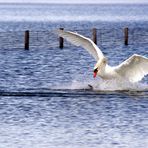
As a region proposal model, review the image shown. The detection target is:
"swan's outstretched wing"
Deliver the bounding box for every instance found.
[55,29,104,61]
[115,54,148,82]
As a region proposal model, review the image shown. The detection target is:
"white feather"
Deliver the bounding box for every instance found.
[114,54,148,82]
[55,29,104,61]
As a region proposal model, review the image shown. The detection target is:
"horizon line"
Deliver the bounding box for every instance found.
[0,2,148,4]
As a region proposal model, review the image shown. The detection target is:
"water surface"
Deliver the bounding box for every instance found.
[0,3,147,148]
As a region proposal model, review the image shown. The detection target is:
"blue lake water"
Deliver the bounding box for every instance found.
[0,3,148,31]
[0,3,147,148]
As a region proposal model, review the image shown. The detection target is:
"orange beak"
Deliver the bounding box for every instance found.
[93,71,97,78]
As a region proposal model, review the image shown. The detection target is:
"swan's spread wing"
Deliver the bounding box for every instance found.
[115,54,148,82]
[56,29,104,61]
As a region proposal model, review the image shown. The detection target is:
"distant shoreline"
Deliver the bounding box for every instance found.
[0,2,148,5]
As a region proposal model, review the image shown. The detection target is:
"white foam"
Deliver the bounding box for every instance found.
[52,78,148,91]
[91,79,148,91]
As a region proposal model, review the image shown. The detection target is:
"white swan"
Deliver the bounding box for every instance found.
[56,29,148,83]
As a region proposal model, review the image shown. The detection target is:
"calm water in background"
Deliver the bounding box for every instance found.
[0,3,147,148]
[0,3,148,31]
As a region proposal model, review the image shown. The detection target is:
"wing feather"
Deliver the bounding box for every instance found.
[115,54,148,82]
[55,29,104,61]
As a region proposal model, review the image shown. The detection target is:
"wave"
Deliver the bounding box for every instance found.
[0,79,147,97]
[52,79,148,92]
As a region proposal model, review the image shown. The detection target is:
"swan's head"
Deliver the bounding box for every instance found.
[93,58,107,78]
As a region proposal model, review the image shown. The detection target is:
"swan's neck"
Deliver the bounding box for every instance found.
[94,58,116,79]
[99,64,108,75]
[99,65,116,79]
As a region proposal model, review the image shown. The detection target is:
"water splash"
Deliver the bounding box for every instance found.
[91,79,148,91]
[52,78,148,92]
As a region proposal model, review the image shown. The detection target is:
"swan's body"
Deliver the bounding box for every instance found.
[56,29,148,83]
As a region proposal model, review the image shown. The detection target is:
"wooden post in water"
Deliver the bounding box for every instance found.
[124,27,128,45]
[24,30,29,50]
[59,28,64,49]
[92,28,97,45]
